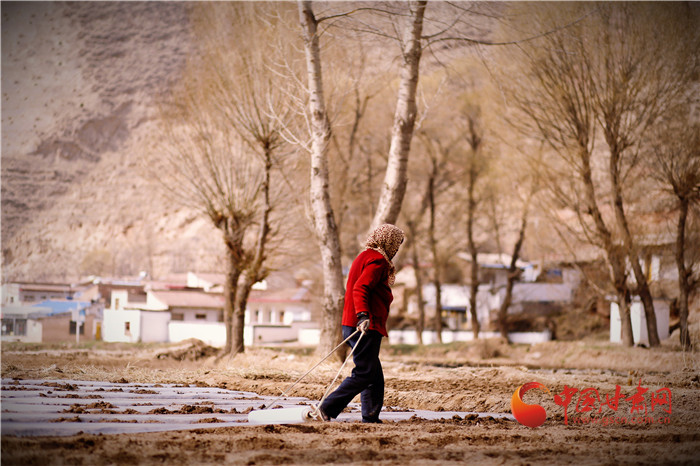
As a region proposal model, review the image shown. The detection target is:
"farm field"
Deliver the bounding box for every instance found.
[2,337,699,465]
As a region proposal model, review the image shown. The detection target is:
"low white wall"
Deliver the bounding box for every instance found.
[141,311,171,343]
[249,325,297,345]
[298,328,321,346]
[168,322,299,348]
[295,328,552,347]
[610,299,670,345]
[169,321,228,347]
[508,331,552,344]
[388,329,551,345]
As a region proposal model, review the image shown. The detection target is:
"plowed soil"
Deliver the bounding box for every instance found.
[2,338,699,465]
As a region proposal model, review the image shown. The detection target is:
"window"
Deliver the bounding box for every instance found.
[69,321,85,335]
[195,313,207,320]
[114,298,120,310]
[124,321,131,336]
[171,313,184,321]
[278,311,285,324]
[2,317,27,336]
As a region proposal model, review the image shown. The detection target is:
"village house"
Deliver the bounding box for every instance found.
[1,299,102,343]
[1,272,318,346]
[102,272,317,346]
[1,281,105,343]
[390,253,577,345]
[1,281,100,305]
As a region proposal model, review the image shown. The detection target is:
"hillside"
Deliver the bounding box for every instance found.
[1,2,226,281]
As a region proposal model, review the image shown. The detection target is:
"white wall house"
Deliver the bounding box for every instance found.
[2,282,99,305]
[419,284,492,331]
[102,286,316,347]
[148,289,226,347]
[102,290,170,343]
[416,281,574,333]
[1,304,45,343]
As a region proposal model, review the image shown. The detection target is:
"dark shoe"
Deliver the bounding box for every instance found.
[362,418,382,424]
[315,407,330,421]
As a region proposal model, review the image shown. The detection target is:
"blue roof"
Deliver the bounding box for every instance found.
[32,300,91,316]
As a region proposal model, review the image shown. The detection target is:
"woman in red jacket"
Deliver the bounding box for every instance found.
[319,223,405,423]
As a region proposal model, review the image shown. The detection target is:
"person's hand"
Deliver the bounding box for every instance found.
[357,312,370,333]
[358,319,370,333]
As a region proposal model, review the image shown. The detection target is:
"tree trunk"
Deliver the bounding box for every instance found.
[469,256,479,340]
[499,278,514,341]
[610,255,635,347]
[608,148,660,347]
[371,0,427,230]
[427,160,442,343]
[433,276,443,344]
[232,150,274,354]
[466,163,480,340]
[407,220,424,345]
[233,273,253,354]
[579,147,634,346]
[299,0,345,356]
[498,197,530,341]
[675,197,693,349]
[618,288,634,347]
[223,251,241,355]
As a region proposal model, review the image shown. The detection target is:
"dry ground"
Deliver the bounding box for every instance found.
[2,336,699,465]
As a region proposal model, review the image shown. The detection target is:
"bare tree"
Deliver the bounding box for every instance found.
[154,3,286,355]
[405,218,426,344]
[496,186,535,341]
[501,4,638,345]
[651,122,700,349]
[402,169,433,344]
[368,1,507,230]
[426,154,444,343]
[371,0,428,230]
[462,111,488,340]
[583,4,696,347]
[298,1,345,355]
[413,126,465,343]
[157,93,267,355]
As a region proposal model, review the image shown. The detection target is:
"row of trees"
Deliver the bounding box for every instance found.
[153,2,699,355]
[500,3,699,348]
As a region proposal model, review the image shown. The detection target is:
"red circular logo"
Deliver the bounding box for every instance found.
[511,382,550,428]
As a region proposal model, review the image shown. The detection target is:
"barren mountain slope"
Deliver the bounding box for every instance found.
[1,2,499,283]
[1,1,226,281]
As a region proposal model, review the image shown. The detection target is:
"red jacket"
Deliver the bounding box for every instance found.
[341,249,393,337]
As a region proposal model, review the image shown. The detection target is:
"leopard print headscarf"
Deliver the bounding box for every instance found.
[365,224,405,286]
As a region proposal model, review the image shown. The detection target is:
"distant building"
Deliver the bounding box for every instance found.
[102,276,316,347]
[1,281,99,305]
[457,252,540,287]
[2,272,320,346]
[1,299,102,343]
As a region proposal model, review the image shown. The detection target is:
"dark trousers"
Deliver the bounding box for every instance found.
[320,325,384,423]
